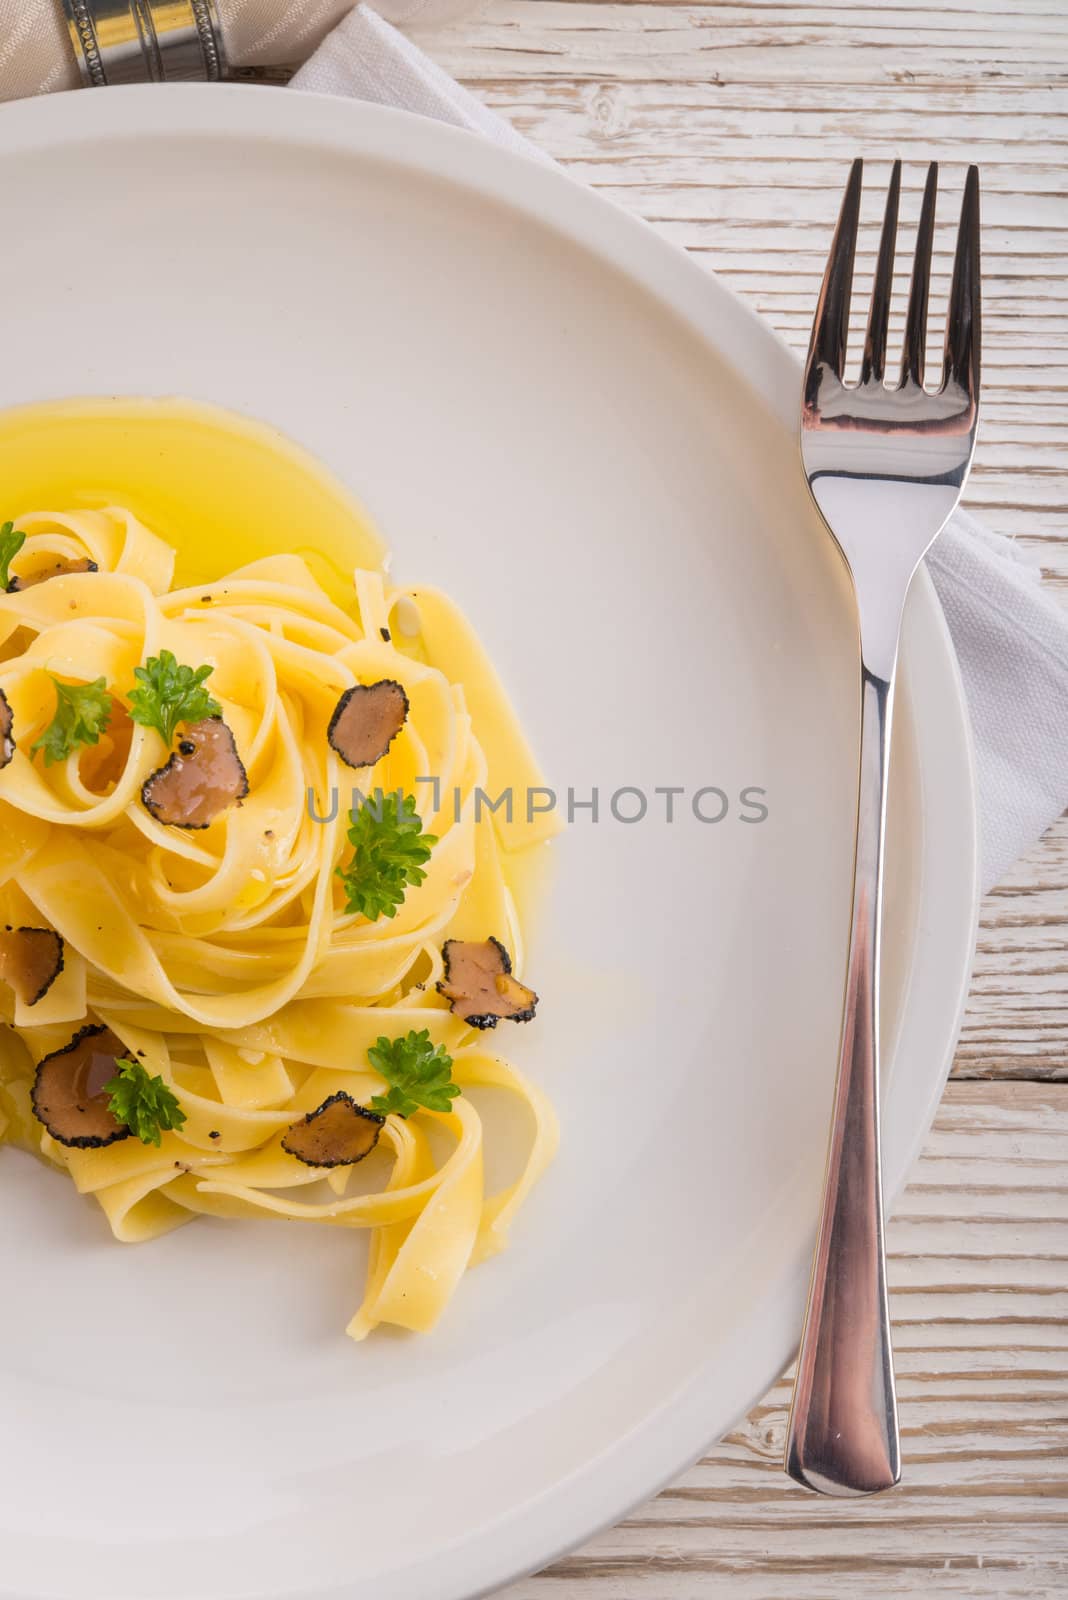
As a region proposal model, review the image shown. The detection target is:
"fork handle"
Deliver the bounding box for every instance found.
[785,659,901,1496]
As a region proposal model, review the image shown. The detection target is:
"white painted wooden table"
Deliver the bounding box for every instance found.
[402,3,1068,1594]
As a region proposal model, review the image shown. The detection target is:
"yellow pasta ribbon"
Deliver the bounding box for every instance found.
[0,506,557,1340]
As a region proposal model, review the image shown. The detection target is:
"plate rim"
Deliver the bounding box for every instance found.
[0,82,980,1600]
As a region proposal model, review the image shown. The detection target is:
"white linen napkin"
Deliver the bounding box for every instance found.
[295,5,1068,893]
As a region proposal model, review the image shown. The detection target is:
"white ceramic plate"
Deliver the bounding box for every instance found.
[0,86,977,1600]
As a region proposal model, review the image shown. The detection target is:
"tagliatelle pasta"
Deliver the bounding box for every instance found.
[0,498,558,1339]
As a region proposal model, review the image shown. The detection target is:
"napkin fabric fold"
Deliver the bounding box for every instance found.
[295,5,1068,893]
[295,1,532,155]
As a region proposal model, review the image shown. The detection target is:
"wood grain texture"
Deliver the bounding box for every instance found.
[961,821,1068,1081]
[417,0,1068,583]
[400,2,1068,1592]
[500,1084,1068,1598]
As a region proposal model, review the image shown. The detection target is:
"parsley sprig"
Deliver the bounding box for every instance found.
[368,1030,460,1118]
[31,675,113,766]
[0,522,25,590]
[128,650,221,746]
[103,1058,187,1147]
[337,792,436,920]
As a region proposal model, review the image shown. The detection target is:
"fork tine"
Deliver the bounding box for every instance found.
[807,158,863,386]
[901,162,938,388]
[860,160,901,385]
[943,165,981,396]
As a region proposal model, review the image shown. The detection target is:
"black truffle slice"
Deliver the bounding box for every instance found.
[0,687,12,769]
[281,1091,384,1168]
[141,716,249,829]
[438,937,539,1029]
[7,557,98,593]
[327,680,409,769]
[0,926,64,1007]
[31,1024,131,1149]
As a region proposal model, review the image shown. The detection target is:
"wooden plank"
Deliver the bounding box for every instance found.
[500,1083,1068,1599]
[415,0,1068,587]
[959,819,1068,1080]
[422,1,1068,79]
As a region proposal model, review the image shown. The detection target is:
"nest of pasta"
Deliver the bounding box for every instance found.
[0,503,559,1340]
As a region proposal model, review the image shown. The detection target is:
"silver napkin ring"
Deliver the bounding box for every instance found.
[63,0,227,86]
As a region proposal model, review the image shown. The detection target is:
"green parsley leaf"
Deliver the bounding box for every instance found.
[102,1058,187,1147]
[30,675,113,766]
[367,1029,459,1118]
[337,792,436,920]
[0,522,26,590]
[127,649,221,747]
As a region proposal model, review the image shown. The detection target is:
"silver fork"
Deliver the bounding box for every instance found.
[784,160,981,1497]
